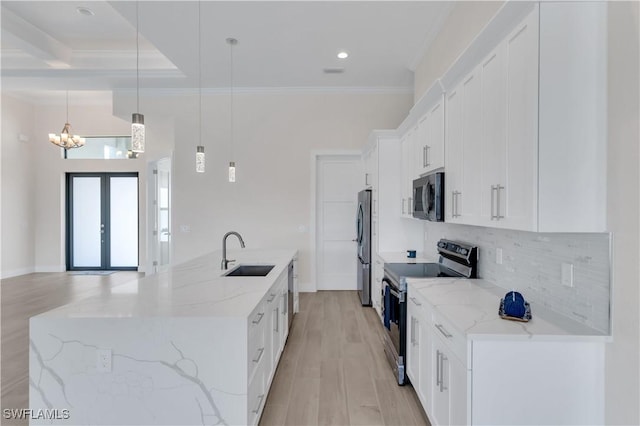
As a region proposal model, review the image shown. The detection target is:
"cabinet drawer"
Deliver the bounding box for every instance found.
[247,358,266,425]
[431,310,467,367]
[248,304,267,382]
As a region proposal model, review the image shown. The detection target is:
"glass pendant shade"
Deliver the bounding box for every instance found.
[228,161,236,182]
[131,113,145,153]
[196,146,205,173]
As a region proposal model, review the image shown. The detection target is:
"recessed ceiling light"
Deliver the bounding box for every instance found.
[337,51,349,59]
[76,7,95,17]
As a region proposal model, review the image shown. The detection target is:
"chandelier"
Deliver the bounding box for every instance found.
[49,91,85,149]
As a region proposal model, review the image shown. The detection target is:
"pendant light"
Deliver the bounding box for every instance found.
[227,37,237,183]
[195,1,205,173]
[131,1,145,153]
[49,91,85,149]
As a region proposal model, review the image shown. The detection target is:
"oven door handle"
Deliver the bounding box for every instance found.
[382,278,401,299]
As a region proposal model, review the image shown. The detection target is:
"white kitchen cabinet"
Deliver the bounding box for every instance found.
[537,2,607,232]
[445,66,483,225]
[400,132,415,218]
[442,2,606,232]
[406,280,605,426]
[415,96,445,176]
[431,339,466,426]
[480,8,538,231]
[406,293,432,410]
[247,268,289,425]
[406,294,423,388]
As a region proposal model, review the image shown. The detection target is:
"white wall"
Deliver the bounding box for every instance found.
[605,2,640,423]
[413,1,503,102]
[1,95,36,277]
[123,91,412,290]
[1,93,175,277]
[414,2,640,423]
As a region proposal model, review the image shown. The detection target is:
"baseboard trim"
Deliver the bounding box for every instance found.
[1,266,36,279]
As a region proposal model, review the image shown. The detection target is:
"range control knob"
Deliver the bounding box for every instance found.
[460,248,468,255]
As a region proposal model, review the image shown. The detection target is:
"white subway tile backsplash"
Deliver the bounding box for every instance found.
[424,222,611,333]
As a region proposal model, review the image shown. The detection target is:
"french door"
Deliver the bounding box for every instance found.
[66,173,139,270]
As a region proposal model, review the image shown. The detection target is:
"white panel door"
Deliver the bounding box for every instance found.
[316,155,361,290]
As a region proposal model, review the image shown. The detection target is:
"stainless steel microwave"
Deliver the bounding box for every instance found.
[412,172,444,221]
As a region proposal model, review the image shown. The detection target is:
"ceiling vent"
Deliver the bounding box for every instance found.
[323,68,345,74]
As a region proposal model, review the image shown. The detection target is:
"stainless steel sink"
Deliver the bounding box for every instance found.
[224,264,275,277]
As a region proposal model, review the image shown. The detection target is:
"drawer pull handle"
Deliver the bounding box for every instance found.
[436,350,442,387]
[252,394,265,414]
[252,347,265,363]
[409,297,422,306]
[267,293,276,303]
[435,323,453,338]
[252,312,265,324]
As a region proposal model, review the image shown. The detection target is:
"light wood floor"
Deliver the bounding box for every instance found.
[260,291,430,426]
[2,274,428,426]
[1,271,142,426]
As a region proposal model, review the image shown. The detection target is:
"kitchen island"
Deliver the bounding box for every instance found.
[29,249,298,426]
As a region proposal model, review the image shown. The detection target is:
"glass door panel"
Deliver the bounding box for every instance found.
[109,176,138,267]
[71,177,102,267]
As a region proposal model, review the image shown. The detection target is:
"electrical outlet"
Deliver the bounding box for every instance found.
[96,349,112,373]
[561,263,574,287]
[496,248,503,265]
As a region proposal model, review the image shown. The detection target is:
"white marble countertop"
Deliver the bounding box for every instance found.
[408,277,610,341]
[34,248,297,319]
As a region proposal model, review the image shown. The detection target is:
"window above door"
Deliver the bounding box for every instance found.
[64,136,135,160]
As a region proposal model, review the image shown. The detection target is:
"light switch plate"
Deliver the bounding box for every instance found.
[561,263,574,287]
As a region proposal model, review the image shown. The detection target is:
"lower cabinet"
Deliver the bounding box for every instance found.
[430,333,467,426]
[405,285,604,425]
[245,269,290,425]
[407,292,468,426]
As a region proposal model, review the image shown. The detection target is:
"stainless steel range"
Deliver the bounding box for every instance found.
[381,239,478,385]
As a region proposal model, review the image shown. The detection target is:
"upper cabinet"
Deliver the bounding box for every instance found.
[415,95,445,176]
[442,2,607,232]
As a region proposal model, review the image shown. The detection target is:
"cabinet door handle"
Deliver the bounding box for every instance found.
[409,297,422,306]
[490,185,498,220]
[425,145,431,167]
[410,317,415,345]
[274,308,279,332]
[435,323,453,338]
[423,146,427,168]
[497,185,505,219]
[267,293,276,303]
[436,350,442,388]
[252,347,265,363]
[252,312,265,325]
[252,394,265,414]
[440,353,448,392]
[453,191,461,218]
[451,191,456,218]
[365,173,370,186]
[282,292,288,315]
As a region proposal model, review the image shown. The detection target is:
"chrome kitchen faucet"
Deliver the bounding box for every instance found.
[221,231,245,269]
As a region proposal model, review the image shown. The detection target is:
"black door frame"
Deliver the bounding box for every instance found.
[66,172,139,271]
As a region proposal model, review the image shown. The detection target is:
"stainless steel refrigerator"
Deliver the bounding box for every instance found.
[356,189,372,306]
